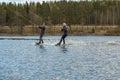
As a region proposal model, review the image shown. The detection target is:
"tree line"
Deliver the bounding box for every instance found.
[0,0,120,35]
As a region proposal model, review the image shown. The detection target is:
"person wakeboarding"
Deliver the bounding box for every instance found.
[56,22,68,46]
[37,23,46,44]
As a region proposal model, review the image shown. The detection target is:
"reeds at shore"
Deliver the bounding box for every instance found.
[0,25,120,36]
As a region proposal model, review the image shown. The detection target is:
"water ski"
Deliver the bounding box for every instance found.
[55,43,60,46]
[55,43,67,46]
[35,42,43,45]
[55,43,72,46]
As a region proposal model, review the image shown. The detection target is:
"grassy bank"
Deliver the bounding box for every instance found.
[0,25,120,36]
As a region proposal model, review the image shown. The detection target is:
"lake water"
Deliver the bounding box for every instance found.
[0,36,120,80]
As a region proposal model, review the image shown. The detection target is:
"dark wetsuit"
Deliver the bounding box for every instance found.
[57,26,68,45]
[39,26,45,44]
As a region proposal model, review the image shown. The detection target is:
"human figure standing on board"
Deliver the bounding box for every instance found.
[38,23,46,44]
[56,22,68,46]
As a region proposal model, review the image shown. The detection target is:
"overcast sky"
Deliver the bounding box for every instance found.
[0,0,62,3]
[0,0,83,4]
[0,0,73,4]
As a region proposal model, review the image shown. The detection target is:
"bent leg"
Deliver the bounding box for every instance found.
[58,38,62,45]
[56,35,64,45]
[63,39,65,44]
[41,39,44,43]
[62,35,67,44]
[39,35,43,44]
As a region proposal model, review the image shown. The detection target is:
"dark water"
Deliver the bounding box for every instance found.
[0,36,120,80]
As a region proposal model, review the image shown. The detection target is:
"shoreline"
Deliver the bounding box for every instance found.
[0,33,120,36]
[0,25,120,36]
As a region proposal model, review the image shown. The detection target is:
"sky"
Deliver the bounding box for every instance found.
[0,0,69,4]
[0,0,59,4]
[0,0,83,4]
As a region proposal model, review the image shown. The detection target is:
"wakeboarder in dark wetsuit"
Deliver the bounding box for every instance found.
[38,24,46,44]
[56,23,68,46]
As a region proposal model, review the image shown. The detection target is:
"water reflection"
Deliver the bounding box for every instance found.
[39,45,44,49]
[60,45,68,53]
[37,45,47,54]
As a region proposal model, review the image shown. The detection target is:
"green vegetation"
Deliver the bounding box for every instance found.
[0,0,120,35]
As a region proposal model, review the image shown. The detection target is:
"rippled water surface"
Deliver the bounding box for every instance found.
[0,36,120,80]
